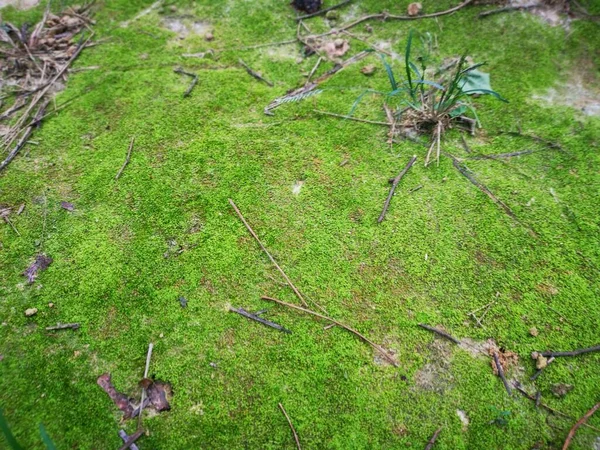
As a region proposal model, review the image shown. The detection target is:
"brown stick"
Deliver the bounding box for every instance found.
[279,403,302,450]
[230,307,291,333]
[174,67,199,97]
[562,402,600,450]
[118,430,140,450]
[378,155,417,223]
[238,59,273,87]
[295,0,353,20]
[229,199,309,308]
[479,4,538,18]
[541,345,600,358]
[117,429,144,450]
[418,324,461,345]
[263,296,398,367]
[424,427,442,450]
[115,137,135,180]
[493,352,512,396]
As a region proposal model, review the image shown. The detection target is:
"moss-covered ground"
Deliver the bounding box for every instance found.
[1,0,599,448]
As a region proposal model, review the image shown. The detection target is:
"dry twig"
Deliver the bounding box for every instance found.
[562,402,600,450]
[115,137,135,180]
[541,345,600,358]
[46,322,80,331]
[424,427,442,450]
[279,403,302,450]
[137,343,154,430]
[378,155,417,223]
[493,352,512,396]
[239,59,273,87]
[230,307,291,333]
[262,296,399,367]
[418,323,461,345]
[174,67,199,97]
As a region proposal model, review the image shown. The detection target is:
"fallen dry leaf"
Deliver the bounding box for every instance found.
[322,39,349,60]
[407,2,423,16]
[146,380,172,412]
[23,254,53,284]
[60,201,75,211]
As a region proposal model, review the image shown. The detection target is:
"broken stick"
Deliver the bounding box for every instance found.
[174,67,199,97]
[541,345,600,358]
[493,352,512,396]
[137,343,154,429]
[115,137,135,180]
[562,402,600,450]
[262,296,398,367]
[239,59,273,87]
[117,429,144,450]
[118,430,140,450]
[230,307,291,333]
[378,155,417,223]
[424,427,442,450]
[279,403,302,450]
[418,324,461,345]
[229,199,311,308]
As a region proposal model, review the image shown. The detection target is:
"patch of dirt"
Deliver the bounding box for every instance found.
[161,16,212,39]
[533,75,600,117]
[0,0,39,9]
[509,0,570,27]
[413,339,454,393]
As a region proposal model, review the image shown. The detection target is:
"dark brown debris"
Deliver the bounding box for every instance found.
[23,254,53,284]
[46,322,80,331]
[60,201,75,211]
[97,373,135,418]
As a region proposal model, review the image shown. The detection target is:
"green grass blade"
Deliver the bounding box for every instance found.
[0,409,23,450]
[405,31,414,96]
[39,424,56,450]
[462,89,509,102]
[378,54,397,91]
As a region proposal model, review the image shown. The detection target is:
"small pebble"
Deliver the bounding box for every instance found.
[334,38,345,49]
[204,32,214,42]
[48,303,54,308]
[73,350,81,357]
[25,308,38,317]
[325,10,338,20]
[159,333,164,338]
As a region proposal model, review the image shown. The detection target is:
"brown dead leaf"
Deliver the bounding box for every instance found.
[322,39,349,60]
[23,254,53,284]
[146,380,172,412]
[489,348,519,375]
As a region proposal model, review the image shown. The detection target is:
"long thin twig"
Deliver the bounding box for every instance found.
[230,307,291,333]
[279,403,302,450]
[493,352,512,396]
[229,199,311,308]
[117,429,144,450]
[137,343,154,430]
[310,0,475,39]
[115,137,135,180]
[295,0,353,20]
[424,427,442,450]
[467,149,537,159]
[513,382,600,432]
[314,110,390,126]
[541,345,600,358]
[418,323,461,345]
[562,402,600,450]
[449,154,536,237]
[239,59,273,87]
[46,322,80,331]
[174,67,199,97]
[263,296,398,366]
[305,57,323,84]
[378,155,417,223]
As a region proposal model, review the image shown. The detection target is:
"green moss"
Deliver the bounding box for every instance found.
[1,0,599,448]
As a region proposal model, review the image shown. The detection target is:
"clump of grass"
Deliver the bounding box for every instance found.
[358,31,508,166]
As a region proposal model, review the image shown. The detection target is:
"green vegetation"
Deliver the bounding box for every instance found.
[0,0,599,448]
